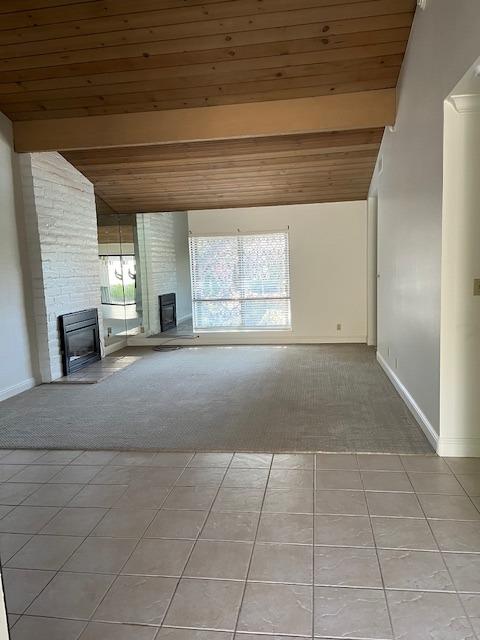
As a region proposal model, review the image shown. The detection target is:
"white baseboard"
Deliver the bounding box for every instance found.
[104,339,128,355]
[437,436,480,457]
[377,352,439,451]
[127,334,367,347]
[0,377,36,402]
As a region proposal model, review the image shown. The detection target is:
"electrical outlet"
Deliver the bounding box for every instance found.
[140,325,145,333]
[336,323,341,331]
[107,327,112,336]
[474,279,480,296]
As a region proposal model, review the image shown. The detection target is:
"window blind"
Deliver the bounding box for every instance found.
[189,231,291,331]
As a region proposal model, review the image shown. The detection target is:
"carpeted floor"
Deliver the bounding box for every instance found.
[0,345,432,453]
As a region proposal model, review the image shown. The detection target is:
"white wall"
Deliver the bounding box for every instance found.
[366,196,377,347]
[188,201,367,342]
[0,570,9,639]
[439,85,480,456]
[20,152,102,382]
[370,0,480,442]
[0,112,36,400]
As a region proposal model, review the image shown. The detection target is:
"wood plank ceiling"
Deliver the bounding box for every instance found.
[0,0,417,211]
[64,128,384,212]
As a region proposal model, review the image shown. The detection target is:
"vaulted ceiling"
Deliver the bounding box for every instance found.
[64,128,384,212]
[0,0,417,211]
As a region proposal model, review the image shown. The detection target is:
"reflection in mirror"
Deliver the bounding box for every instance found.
[118,213,141,337]
[96,198,140,350]
[135,212,192,338]
[96,203,193,346]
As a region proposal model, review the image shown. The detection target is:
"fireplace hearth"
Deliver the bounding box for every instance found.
[59,308,101,375]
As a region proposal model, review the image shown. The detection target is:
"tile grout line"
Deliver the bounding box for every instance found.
[0,457,99,603]
[64,453,197,534]
[7,454,195,629]
[420,461,480,638]
[231,453,274,638]
[3,518,80,620]
[2,451,480,638]
[445,450,480,630]
[11,465,120,621]
[152,453,235,636]
[85,456,200,630]
[359,459,396,640]
[0,531,36,568]
[446,461,480,517]
[7,568,480,591]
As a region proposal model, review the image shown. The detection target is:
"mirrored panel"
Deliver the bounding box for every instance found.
[135,212,192,338]
[97,203,140,348]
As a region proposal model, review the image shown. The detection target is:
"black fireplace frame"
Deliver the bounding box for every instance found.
[59,308,101,375]
[159,293,177,332]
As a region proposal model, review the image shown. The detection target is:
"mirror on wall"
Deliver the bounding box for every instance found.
[134,212,192,338]
[96,201,141,349]
[96,203,192,345]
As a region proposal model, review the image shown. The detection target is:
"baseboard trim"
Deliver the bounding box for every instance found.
[0,377,36,402]
[436,436,480,457]
[377,352,439,451]
[127,335,367,346]
[104,339,128,355]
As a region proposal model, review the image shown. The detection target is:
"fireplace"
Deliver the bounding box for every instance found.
[59,308,101,375]
[159,293,177,332]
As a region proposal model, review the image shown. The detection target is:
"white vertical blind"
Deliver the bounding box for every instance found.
[189,231,291,331]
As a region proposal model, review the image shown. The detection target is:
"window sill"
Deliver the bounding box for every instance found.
[195,327,293,333]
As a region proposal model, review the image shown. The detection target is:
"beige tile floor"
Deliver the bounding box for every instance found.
[0,449,479,639]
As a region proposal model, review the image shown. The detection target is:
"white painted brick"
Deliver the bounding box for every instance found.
[20,152,102,382]
[136,213,178,335]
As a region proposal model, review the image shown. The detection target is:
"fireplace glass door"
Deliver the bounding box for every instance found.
[59,309,101,375]
[66,326,97,362]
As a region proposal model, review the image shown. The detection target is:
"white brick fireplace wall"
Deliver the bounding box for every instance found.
[20,152,102,382]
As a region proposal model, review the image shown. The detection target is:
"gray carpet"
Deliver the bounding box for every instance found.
[0,345,432,453]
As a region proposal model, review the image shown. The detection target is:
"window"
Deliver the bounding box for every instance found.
[189,231,291,331]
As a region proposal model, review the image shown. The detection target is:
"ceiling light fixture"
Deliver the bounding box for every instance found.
[417,0,428,9]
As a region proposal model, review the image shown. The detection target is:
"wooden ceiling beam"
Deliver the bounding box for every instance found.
[103,192,371,214]
[14,88,395,152]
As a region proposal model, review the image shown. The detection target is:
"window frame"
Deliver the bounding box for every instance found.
[189,229,292,333]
